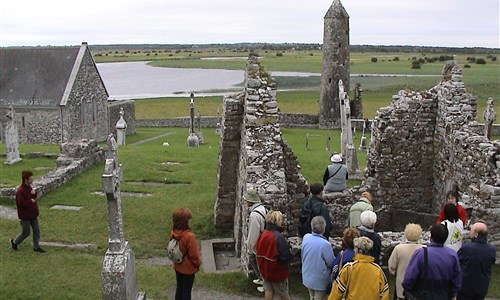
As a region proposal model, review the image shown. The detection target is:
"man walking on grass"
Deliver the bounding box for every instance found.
[10,170,46,253]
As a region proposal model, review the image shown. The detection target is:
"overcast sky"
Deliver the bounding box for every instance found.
[1,0,498,48]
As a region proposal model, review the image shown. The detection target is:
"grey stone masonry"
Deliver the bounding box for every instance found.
[319,0,350,128]
[363,62,500,262]
[214,54,309,275]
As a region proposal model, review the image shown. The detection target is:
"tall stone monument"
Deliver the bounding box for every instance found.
[101,134,145,300]
[319,0,350,128]
[339,80,359,174]
[115,107,128,146]
[4,106,22,164]
[484,97,496,140]
[186,93,200,147]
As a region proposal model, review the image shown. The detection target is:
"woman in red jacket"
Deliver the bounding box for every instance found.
[170,207,202,300]
[436,190,466,225]
[256,210,295,300]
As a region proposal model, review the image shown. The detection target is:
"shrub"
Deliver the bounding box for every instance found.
[476,58,486,64]
[393,57,400,61]
[492,56,497,61]
[411,61,421,69]
[276,52,283,57]
[439,55,454,61]
[371,57,378,63]
[464,64,471,68]
[467,57,476,63]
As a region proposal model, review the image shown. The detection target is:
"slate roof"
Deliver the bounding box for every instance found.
[0,46,80,107]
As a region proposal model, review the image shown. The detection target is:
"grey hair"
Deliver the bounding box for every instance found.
[353,236,373,254]
[360,210,377,228]
[311,216,326,235]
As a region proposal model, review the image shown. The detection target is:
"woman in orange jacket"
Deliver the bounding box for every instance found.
[170,207,202,300]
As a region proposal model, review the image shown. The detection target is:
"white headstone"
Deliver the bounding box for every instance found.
[484,97,496,139]
[4,107,22,165]
[115,108,127,146]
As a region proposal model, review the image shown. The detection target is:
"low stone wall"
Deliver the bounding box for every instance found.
[0,139,104,199]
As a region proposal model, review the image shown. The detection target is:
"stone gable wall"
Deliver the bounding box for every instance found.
[62,48,109,143]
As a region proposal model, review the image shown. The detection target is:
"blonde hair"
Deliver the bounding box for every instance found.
[404,223,423,242]
[353,236,373,254]
[266,210,283,227]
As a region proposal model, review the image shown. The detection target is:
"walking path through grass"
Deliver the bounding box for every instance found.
[129,131,175,145]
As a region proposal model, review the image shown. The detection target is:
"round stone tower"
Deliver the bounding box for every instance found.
[319,0,350,128]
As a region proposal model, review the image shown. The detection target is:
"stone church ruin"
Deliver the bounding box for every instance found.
[0,42,135,144]
[212,0,499,275]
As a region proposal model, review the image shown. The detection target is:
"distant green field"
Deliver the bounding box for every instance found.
[94,47,498,122]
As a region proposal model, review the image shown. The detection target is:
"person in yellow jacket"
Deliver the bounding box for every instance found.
[328,236,389,300]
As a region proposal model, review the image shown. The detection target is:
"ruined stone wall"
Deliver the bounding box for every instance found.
[364,64,500,261]
[214,55,308,274]
[214,92,244,228]
[365,89,438,217]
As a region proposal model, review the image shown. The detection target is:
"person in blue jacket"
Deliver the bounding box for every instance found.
[301,216,336,300]
[457,222,496,300]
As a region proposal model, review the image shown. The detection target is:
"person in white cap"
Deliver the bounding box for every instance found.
[244,189,267,293]
[323,154,348,193]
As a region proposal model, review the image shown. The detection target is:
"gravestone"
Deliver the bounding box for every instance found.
[4,106,22,165]
[115,108,128,146]
[484,97,496,140]
[186,93,199,147]
[101,134,145,300]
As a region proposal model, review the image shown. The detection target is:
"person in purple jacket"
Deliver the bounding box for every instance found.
[10,170,46,253]
[457,222,496,300]
[402,223,461,300]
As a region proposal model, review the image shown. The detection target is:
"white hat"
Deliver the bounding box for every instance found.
[331,154,342,163]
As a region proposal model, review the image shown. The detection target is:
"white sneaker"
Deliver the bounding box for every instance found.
[256,286,264,293]
[252,278,264,285]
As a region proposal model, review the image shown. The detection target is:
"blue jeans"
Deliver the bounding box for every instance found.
[175,270,195,300]
[14,217,41,249]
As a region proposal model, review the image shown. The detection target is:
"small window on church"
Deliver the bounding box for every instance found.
[22,116,25,128]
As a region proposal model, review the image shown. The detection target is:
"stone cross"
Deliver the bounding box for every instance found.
[359,120,367,151]
[186,93,199,147]
[115,107,128,146]
[4,106,22,165]
[484,97,496,139]
[102,134,124,252]
[101,134,145,300]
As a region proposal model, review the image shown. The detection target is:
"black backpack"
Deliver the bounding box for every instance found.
[298,199,320,237]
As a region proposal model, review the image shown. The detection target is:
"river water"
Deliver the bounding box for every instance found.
[96,61,318,100]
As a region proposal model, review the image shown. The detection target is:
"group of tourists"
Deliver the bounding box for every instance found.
[244,178,496,300]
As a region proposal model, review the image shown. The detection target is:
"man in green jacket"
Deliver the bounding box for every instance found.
[348,191,373,228]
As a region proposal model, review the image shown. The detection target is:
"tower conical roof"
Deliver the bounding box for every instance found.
[325,0,349,19]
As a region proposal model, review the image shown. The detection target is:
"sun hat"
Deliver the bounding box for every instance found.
[331,154,342,163]
[243,189,260,203]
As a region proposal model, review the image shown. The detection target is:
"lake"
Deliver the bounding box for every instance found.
[96,61,318,100]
